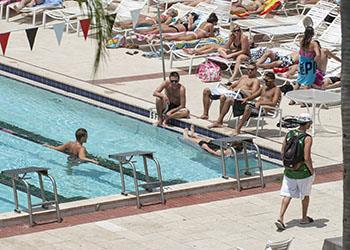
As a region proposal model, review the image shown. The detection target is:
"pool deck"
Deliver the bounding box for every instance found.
[0,11,344,248]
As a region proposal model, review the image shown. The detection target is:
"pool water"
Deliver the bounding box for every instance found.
[0,76,280,213]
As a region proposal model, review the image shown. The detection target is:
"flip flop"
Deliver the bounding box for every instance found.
[275,220,286,231]
[126,51,134,55]
[300,216,314,224]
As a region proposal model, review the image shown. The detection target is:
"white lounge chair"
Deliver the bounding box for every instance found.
[250,0,337,42]
[237,238,294,250]
[318,13,341,49]
[42,1,88,32]
[211,0,232,26]
[6,0,63,25]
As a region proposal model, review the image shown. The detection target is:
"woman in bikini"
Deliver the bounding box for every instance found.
[137,12,199,36]
[162,13,218,41]
[116,8,178,30]
[219,24,251,81]
[231,0,266,16]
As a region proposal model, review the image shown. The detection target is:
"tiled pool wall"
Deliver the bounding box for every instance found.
[0,63,282,161]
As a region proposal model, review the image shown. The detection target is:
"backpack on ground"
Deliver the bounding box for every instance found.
[197,60,221,82]
[283,132,309,168]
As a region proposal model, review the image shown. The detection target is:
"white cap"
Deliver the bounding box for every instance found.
[297,113,312,123]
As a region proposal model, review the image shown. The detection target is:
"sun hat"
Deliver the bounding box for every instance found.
[297,113,313,124]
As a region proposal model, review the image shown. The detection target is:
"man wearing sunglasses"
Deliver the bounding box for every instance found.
[153,71,189,127]
[205,62,260,127]
[235,71,281,134]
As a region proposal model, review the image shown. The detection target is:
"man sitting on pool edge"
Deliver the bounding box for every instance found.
[44,128,99,164]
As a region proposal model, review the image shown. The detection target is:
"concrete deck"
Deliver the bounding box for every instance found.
[0,180,342,249]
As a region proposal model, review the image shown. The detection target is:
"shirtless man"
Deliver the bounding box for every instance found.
[44,128,98,164]
[313,40,341,88]
[235,72,281,134]
[153,71,190,126]
[204,63,261,127]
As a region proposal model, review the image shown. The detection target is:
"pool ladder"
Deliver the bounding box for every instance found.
[212,136,265,191]
[1,167,62,226]
[109,151,165,208]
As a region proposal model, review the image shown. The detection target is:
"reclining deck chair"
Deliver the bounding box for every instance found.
[250,0,337,43]
[318,13,341,49]
[237,237,294,250]
[6,0,63,25]
[42,0,88,32]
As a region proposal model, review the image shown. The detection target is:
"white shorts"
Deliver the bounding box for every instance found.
[280,174,315,200]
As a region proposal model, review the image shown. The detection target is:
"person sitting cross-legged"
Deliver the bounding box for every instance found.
[235,72,281,135]
[205,62,261,127]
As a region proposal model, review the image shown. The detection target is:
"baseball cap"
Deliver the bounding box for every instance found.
[297,113,313,124]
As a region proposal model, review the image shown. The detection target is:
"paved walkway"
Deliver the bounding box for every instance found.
[0,180,342,250]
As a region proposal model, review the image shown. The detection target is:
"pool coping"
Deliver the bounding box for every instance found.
[0,61,342,227]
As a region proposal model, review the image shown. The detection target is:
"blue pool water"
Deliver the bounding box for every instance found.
[0,76,280,213]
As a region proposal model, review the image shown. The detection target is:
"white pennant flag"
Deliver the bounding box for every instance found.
[53,23,65,46]
[130,9,141,29]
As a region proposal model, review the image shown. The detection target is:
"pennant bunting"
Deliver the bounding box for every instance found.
[25,27,38,51]
[130,9,141,29]
[80,18,91,40]
[0,32,10,55]
[53,23,65,46]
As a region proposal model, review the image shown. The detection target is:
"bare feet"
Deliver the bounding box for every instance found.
[183,48,195,55]
[208,122,223,128]
[200,114,209,120]
[190,124,195,137]
[153,119,163,127]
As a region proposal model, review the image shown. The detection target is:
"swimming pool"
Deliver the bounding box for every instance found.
[0,75,280,213]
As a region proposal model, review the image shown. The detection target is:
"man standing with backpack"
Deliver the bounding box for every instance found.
[275,113,315,231]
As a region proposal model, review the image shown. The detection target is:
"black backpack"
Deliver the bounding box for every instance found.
[283,132,309,168]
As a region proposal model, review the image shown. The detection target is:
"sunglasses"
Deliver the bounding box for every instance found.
[247,67,256,71]
[171,79,179,84]
[232,29,241,33]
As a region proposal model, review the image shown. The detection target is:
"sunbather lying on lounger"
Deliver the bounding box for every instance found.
[13,0,43,11]
[182,0,211,7]
[183,24,250,61]
[137,12,199,36]
[322,74,341,89]
[115,8,178,30]
[231,0,265,15]
[162,13,218,41]
[183,125,242,157]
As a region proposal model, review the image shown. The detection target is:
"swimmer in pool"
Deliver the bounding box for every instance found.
[183,125,242,157]
[44,128,99,164]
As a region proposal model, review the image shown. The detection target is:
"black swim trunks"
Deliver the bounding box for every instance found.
[198,140,221,151]
[163,102,180,113]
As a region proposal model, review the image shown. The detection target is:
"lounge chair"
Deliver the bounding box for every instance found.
[42,1,88,32]
[169,28,230,74]
[6,0,63,26]
[318,13,341,49]
[250,0,337,43]
[211,0,231,26]
[0,0,18,19]
[237,237,294,250]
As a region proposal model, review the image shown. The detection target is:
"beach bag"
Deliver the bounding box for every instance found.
[197,61,221,82]
[283,132,309,168]
[106,34,126,49]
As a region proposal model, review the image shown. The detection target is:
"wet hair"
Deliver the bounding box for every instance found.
[169,71,180,79]
[190,12,199,22]
[207,13,218,24]
[75,128,88,142]
[300,26,314,49]
[264,71,275,80]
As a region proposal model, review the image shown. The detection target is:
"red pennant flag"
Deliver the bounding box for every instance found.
[0,32,10,55]
[80,19,90,40]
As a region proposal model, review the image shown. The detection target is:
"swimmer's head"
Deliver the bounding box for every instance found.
[75,128,88,143]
